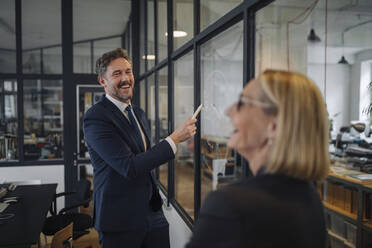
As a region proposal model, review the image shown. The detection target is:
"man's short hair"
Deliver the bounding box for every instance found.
[95,48,131,77]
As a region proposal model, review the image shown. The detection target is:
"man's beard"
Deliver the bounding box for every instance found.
[108,84,132,102]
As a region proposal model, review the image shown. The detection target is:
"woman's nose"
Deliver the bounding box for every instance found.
[225,104,234,117]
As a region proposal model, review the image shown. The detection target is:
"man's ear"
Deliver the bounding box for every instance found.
[97,76,105,87]
[267,116,277,140]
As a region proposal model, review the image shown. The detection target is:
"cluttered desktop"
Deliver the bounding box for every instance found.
[330,121,372,179]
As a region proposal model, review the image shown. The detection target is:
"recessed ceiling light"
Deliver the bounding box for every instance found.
[165,30,188,38]
[142,55,155,60]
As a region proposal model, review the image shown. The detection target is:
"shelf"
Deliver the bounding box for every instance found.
[202,152,233,159]
[45,128,62,132]
[43,86,62,90]
[323,201,357,222]
[43,101,62,105]
[43,115,61,119]
[363,222,372,230]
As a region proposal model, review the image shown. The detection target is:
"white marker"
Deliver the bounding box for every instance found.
[192,104,203,119]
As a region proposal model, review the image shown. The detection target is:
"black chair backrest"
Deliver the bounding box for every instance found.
[76,179,91,202]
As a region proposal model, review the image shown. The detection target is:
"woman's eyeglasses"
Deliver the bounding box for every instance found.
[237,94,274,111]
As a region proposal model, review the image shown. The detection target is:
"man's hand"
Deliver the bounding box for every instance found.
[169,118,197,145]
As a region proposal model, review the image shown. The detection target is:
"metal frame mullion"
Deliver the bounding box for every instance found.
[90,40,94,74]
[15,0,24,163]
[154,0,159,67]
[193,0,201,221]
[144,0,148,75]
[167,0,174,206]
[40,48,44,74]
[61,0,75,205]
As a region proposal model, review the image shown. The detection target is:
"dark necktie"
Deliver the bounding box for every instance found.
[125,105,145,151]
[126,105,155,202]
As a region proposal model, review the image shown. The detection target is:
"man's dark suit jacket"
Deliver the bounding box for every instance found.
[186,172,326,248]
[83,95,174,232]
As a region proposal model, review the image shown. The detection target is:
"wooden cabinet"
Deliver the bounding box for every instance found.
[320,167,372,248]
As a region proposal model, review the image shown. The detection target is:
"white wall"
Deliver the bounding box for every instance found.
[160,191,192,248]
[308,63,351,133]
[0,165,65,211]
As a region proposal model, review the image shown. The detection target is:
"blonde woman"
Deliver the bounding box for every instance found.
[186,70,329,248]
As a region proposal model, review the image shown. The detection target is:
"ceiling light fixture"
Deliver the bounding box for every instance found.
[165,30,188,38]
[307,28,321,42]
[142,55,155,60]
[338,55,349,64]
[338,32,349,65]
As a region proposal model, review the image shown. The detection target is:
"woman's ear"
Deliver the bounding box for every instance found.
[267,116,277,140]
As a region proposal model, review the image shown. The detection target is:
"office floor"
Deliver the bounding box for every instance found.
[161,162,213,220]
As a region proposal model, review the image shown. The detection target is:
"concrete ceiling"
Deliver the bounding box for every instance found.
[0,0,131,50]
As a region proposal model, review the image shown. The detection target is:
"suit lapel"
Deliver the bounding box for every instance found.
[101,96,144,153]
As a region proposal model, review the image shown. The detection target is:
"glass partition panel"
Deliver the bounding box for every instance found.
[147,0,155,69]
[74,42,91,74]
[157,0,168,63]
[0,0,16,73]
[23,79,63,161]
[140,79,146,112]
[22,0,61,74]
[200,0,242,31]
[147,74,156,145]
[93,37,122,67]
[43,46,62,74]
[23,50,41,74]
[73,0,131,73]
[256,0,372,147]
[140,0,146,73]
[174,51,194,219]
[77,86,104,159]
[158,66,168,189]
[200,22,243,204]
[173,0,194,50]
[0,80,18,162]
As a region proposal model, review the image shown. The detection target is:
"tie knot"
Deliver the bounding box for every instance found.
[125,105,132,112]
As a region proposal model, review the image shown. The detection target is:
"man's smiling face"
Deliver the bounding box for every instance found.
[98,57,134,104]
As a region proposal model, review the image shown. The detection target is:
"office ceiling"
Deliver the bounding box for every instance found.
[0,0,371,59]
[0,0,131,50]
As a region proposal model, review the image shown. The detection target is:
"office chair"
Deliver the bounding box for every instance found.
[50,222,73,248]
[42,179,93,241]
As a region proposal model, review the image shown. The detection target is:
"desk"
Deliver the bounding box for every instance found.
[0,184,57,248]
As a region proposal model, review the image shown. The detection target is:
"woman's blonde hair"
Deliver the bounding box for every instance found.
[258,70,329,181]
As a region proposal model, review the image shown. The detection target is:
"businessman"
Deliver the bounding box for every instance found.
[83,48,196,248]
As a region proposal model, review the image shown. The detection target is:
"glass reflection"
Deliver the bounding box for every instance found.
[148,74,156,145]
[173,0,193,50]
[23,80,63,160]
[43,46,62,74]
[0,80,18,161]
[140,79,146,111]
[74,42,91,74]
[157,0,168,63]
[159,66,168,189]
[22,0,61,74]
[200,0,242,31]
[200,22,243,204]
[174,51,194,219]
[0,0,16,73]
[147,0,155,69]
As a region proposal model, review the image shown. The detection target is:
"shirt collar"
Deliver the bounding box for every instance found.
[105,94,131,113]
